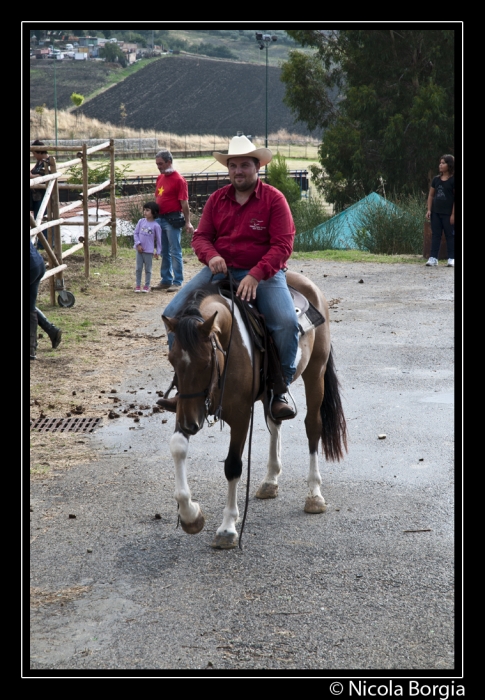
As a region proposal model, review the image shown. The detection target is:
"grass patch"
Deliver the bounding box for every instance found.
[290,249,423,264]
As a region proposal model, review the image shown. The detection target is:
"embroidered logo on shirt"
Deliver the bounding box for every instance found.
[249,218,266,231]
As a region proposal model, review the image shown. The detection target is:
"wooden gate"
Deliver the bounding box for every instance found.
[29,139,118,307]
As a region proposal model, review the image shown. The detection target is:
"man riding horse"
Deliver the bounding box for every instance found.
[159,135,300,421]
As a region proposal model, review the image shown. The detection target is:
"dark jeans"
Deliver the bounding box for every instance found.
[30,257,46,312]
[430,212,454,259]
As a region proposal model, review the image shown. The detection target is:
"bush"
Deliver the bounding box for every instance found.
[266,153,301,207]
[350,192,424,255]
[292,198,336,251]
[70,92,84,108]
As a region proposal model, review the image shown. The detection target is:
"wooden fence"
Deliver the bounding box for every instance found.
[29,140,117,307]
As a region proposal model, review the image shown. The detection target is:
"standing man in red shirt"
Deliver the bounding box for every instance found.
[152,149,194,293]
[159,135,300,420]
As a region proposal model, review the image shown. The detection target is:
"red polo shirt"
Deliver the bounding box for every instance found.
[192,179,295,282]
[155,170,188,214]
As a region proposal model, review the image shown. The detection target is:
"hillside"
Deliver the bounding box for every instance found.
[30,55,320,139]
[30,60,126,111]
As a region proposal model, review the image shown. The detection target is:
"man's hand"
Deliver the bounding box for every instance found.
[236,274,258,301]
[185,222,195,235]
[208,256,227,275]
[154,253,159,260]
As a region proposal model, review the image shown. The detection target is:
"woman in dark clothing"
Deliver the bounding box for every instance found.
[30,240,62,360]
[425,154,455,268]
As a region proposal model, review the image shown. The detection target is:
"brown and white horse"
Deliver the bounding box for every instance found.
[162,270,347,549]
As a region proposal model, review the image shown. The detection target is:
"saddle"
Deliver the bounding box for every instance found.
[214,277,325,398]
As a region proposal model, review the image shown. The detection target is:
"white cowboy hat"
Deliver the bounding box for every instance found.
[213,135,272,167]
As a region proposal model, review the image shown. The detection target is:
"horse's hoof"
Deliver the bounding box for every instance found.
[180,511,205,534]
[255,483,279,499]
[304,496,327,514]
[210,531,238,549]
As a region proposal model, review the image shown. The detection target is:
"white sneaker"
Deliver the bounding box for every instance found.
[447,258,454,267]
[426,257,438,266]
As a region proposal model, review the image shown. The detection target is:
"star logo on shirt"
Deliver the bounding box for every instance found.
[157,186,164,196]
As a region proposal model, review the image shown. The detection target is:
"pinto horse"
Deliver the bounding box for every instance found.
[162,270,347,549]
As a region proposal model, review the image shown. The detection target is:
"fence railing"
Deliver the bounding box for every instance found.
[38,137,319,161]
[29,140,118,307]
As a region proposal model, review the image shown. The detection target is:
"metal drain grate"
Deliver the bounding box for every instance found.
[30,417,103,433]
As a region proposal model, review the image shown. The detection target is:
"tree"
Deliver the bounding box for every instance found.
[281,29,456,210]
[99,42,127,67]
[266,153,301,208]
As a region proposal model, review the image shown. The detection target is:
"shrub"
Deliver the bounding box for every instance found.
[266,152,301,207]
[292,198,337,252]
[70,93,84,108]
[350,192,424,255]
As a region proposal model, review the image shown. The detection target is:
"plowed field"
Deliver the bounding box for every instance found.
[30,55,318,138]
[30,60,124,111]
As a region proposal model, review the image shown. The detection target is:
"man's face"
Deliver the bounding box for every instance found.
[156,158,172,174]
[227,157,260,192]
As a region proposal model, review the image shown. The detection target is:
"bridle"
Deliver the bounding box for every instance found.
[177,330,227,424]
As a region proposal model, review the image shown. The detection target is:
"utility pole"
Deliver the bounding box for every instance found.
[255,32,277,179]
[54,60,58,146]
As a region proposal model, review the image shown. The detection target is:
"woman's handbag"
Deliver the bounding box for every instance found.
[163,211,186,229]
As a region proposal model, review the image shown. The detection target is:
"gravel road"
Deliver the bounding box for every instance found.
[28,259,457,676]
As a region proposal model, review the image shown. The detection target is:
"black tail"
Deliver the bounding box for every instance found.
[320,346,348,462]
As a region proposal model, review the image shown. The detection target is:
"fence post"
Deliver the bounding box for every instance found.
[110,138,117,258]
[82,143,90,279]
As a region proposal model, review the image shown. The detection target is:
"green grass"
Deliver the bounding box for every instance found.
[290,249,423,264]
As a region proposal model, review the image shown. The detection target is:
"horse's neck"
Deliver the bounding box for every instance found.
[200,297,233,346]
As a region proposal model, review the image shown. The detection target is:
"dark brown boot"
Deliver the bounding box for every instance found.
[270,394,296,421]
[36,308,62,348]
[156,394,179,412]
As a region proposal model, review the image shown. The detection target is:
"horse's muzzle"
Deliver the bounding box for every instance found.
[181,421,202,436]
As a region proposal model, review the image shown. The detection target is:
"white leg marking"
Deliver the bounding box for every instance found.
[308,452,324,499]
[255,418,283,499]
[265,417,282,483]
[216,477,240,536]
[170,431,201,524]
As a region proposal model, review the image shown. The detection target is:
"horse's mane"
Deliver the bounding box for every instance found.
[174,283,222,356]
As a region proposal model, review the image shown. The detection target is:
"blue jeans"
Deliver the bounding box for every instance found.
[430,212,454,259]
[162,267,299,386]
[157,217,183,287]
[135,251,154,287]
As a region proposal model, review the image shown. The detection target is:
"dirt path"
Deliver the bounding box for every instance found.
[28,258,457,675]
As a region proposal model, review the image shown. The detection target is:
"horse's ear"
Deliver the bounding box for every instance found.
[198,311,218,338]
[162,315,178,333]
